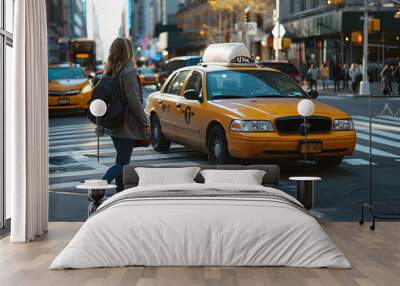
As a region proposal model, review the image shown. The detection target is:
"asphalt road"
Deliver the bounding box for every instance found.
[48,86,400,222]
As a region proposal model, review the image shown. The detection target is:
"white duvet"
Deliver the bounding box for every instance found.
[50,183,351,269]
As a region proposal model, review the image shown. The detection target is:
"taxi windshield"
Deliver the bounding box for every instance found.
[48,67,86,81]
[206,70,306,100]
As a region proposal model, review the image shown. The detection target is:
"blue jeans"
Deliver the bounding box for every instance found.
[102,136,135,192]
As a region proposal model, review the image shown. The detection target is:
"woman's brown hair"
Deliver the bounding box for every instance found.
[105,38,135,78]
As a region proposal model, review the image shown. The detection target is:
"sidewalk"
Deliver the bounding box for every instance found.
[303,80,400,98]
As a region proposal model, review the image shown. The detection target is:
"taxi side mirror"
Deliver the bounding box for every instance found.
[183,89,200,101]
[308,90,319,99]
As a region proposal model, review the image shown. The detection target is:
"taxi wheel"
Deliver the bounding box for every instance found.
[316,156,344,168]
[151,115,171,151]
[208,125,231,165]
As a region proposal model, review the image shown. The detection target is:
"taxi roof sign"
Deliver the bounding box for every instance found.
[202,43,255,66]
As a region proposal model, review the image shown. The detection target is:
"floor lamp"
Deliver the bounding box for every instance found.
[359,94,400,230]
[298,99,315,162]
[89,99,107,162]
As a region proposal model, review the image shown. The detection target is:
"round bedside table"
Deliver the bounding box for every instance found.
[77,183,116,216]
[289,176,321,210]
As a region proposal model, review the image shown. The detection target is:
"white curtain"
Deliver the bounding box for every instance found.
[6,0,49,242]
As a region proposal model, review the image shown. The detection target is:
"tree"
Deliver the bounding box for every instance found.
[206,0,273,44]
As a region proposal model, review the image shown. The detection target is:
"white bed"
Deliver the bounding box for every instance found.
[50,183,350,269]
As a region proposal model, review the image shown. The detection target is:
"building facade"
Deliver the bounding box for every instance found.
[280,0,400,69]
[46,0,87,63]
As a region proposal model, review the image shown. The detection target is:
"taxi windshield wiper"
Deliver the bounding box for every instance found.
[210,95,248,100]
[254,94,303,98]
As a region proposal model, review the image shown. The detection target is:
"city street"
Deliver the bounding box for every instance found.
[49,87,400,222]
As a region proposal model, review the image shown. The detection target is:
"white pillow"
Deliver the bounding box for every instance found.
[135,167,201,186]
[200,169,266,185]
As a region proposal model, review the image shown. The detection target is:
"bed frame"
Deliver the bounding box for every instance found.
[123,164,280,189]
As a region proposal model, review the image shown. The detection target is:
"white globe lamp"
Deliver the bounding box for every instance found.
[89,99,107,117]
[297,99,315,117]
[89,99,107,162]
[297,99,315,162]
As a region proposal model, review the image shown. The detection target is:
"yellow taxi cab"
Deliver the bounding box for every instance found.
[138,66,160,86]
[145,43,356,167]
[48,64,93,112]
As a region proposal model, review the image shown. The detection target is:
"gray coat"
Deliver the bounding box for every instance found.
[108,65,149,140]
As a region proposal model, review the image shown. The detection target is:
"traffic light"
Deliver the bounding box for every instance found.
[282,38,292,49]
[368,18,380,32]
[351,32,363,45]
[327,0,342,7]
[244,11,250,22]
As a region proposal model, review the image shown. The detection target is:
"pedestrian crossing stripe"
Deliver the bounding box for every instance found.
[354,120,400,132]
[356,132,400,150]
[356,127,400,141]
[352,115,400,127]
[355,144,398,158]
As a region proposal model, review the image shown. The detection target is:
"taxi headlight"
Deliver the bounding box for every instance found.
[230,120,274,132]
[81,84,92,93]
[332,119,354,131]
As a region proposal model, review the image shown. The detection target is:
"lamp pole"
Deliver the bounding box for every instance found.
[359,0,370,95]
[275,0,280,61]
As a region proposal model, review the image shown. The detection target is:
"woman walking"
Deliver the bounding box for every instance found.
[102,38,150,192]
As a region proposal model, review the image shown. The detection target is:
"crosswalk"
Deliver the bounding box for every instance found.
[49,115,400,192]
[49,122,208,192]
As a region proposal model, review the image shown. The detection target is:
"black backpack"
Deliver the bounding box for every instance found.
[88,71,126,129]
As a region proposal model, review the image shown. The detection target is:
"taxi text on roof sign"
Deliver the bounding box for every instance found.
[201,43,255,66]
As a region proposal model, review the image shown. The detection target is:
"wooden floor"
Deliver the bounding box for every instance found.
[0,222,399,286]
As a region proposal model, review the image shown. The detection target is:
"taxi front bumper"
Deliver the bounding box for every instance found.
[227,131,356,159]
[48,92,91,111]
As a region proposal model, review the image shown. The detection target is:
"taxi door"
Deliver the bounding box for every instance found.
[174,70,205,148]
[157,70,191,138]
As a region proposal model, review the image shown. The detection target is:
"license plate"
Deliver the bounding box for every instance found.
[299,141,322,154]
[58,98,70,105]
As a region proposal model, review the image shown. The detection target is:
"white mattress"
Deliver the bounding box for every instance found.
[50,183,351,269]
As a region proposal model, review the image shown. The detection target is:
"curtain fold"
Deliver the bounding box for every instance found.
[7,0,49,242]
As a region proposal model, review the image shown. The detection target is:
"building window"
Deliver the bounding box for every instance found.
[1,0,14,229]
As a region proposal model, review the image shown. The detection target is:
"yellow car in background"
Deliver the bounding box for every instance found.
[145,43,356,167]
[138,66,160,87]
[48,64,93,112]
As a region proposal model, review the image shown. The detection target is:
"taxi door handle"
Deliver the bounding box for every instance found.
[176,102,182,108]
[158,99,164,104]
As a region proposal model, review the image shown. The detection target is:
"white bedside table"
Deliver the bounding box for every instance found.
[77,183,116,216]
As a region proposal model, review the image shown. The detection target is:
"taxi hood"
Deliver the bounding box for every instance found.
[48,79,88,90]
[209,98,350,118]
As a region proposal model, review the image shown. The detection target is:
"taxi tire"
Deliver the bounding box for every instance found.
[316,156,344,168]
[151,115,171,151]
[207,125,231,165]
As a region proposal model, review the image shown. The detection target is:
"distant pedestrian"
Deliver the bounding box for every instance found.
[320,63,329,90]
[380,64,393,95]
[332,63,342,93]
[349,64,360,92]
[393,62,400,95]
[342,64,350,90]
[307,64,319,91]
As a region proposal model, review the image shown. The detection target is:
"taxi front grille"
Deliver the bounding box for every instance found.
[49,90,80,96]
[275,116,332,134]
